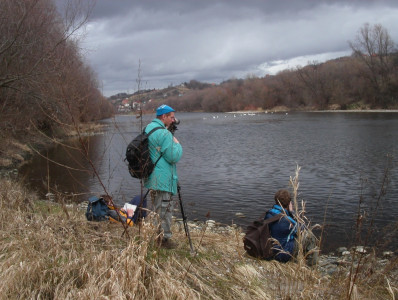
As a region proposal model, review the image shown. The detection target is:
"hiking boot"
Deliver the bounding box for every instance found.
[161,238,177,249]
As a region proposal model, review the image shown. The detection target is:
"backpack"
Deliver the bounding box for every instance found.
[243,213,282,259]
[85,196,109,221]
[125,126,163,179]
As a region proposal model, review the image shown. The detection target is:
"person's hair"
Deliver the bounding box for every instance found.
[274,189,291,208]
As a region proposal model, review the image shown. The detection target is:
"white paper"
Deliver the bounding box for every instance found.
[123,203,137,217]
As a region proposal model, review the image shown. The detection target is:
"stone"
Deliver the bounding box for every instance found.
[46,192,55,201]
[336,247,348,254]
[353,246,366,254]
[382,251,394,257]
[325,265,338,276]
[235,212,245,218]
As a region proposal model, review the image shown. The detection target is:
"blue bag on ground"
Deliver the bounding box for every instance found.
[85,196,109,221]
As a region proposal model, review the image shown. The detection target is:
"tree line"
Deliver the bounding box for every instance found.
[0,0,113,141]
[146,23,398,113]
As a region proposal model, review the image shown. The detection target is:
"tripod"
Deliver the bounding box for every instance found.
[177,184,194,253]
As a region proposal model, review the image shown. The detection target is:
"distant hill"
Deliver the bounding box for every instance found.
[108,51,398,114]
[108,80,213,113]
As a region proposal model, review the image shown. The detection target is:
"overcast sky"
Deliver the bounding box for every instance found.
[73,0,398,97]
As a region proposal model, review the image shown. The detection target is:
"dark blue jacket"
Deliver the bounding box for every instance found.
[265,205,297,262]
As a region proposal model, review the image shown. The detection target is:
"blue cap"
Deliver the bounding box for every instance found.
[156,104,175,116]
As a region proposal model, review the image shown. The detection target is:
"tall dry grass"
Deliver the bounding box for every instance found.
[0,175,397,299]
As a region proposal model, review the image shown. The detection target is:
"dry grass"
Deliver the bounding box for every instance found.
[0,177,397,299]
[66,122,107,137]
[0,140,33,168]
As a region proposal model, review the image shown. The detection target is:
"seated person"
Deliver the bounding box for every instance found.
[106,194,147,226]
[265,189,318,265]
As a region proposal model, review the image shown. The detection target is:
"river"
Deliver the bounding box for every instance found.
[20,111,398,252]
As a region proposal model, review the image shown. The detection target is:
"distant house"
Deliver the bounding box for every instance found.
[132,102,140,110]
[118,102,131,113]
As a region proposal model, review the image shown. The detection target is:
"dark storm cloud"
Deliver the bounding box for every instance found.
[75,0,398,96]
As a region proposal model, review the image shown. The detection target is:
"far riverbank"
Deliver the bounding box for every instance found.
[0,122,107,171]
[228,107,398,114]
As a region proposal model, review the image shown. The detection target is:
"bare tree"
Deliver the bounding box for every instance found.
[349,23,396,106]
[0,0,106,138]
[296,61,334,109]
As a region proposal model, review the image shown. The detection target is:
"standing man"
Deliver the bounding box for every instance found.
[144,104,183,248]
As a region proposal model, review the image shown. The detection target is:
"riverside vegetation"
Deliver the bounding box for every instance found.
[0,0,113,169]
[1,168,397,299]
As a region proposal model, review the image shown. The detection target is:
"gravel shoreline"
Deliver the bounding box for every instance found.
[175,218,396,277]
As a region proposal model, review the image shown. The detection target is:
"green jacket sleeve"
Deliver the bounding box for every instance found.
[156,129,183,164]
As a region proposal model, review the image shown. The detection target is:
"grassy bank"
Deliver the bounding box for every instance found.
[0,178,397,299]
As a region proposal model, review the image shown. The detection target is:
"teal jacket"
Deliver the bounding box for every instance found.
[144,118,183,195]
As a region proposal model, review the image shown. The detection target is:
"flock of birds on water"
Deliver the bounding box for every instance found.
[202,111,289,120]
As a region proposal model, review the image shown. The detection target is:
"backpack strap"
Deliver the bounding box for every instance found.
[263,213,283,224]
[260,210,282,221]
[145,126,164,136]
[145,126,166,168]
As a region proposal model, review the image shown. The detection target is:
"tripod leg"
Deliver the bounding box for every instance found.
[177,185,194,253]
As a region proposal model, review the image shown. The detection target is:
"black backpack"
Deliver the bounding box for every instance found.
[125,126,163,179]
[243,213,282,259]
